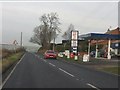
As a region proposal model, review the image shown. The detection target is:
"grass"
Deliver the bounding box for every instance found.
[0,60,2,73]
[37,53,120,76]
[58,55,120,75]
[98,66,120,75]
[1,52,24,73]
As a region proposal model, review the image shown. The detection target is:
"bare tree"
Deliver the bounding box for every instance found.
[30,12,61,49]
[62,24,75,40]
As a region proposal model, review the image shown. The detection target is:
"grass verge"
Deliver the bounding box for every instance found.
[58,56,119,76]
[97,66,120,75]
[1,52,24,74]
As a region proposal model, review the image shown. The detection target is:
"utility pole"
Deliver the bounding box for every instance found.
[53,34,58,51]
[53,37,55,51]
[20,32,22,47]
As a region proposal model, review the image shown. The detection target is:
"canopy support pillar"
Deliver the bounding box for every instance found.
[88,40,91,61]
[95,41,98,58]
[107,39,111,59]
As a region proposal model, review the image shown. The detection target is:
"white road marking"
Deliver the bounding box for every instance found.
[43,60,47,62]
[58,68,75,77]
[76,78,79,80]
[49,63,56,67]
[1,53,26,88]
[87,83,100,90]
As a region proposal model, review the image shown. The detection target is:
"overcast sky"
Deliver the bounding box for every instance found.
[0,1,118,46]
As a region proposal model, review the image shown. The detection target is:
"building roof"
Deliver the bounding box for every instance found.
[79,33,120,40]
[79,27,120,45]
[105,27,120,35]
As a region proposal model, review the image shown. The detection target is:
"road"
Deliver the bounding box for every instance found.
[2,52,119,89]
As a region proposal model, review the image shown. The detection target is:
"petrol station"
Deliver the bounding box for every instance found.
[79,33,120,60]
[62,27,120,61]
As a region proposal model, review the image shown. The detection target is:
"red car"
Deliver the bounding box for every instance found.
[44,50,57,59]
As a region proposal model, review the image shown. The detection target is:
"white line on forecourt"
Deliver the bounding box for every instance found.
[58,68,75,77]
[49,63,56,67]
[87,83,100,90]
[1,53,26,89]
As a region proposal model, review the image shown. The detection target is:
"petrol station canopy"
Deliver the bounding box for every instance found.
[79,33,120,40]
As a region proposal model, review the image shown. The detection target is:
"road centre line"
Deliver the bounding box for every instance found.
[43,60,47,62]
[76,78,79,80]
[58,68,75,77]
[87,83,100,90]
[1,53,26,89]
[49,63,56,67]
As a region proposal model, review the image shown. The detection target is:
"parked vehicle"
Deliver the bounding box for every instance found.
[44,50,57,59]
[90,51,95,57]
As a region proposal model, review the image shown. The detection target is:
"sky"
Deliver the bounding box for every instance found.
[0,1,118,47]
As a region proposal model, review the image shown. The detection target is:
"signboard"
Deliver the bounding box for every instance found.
[73,50,77,53]
[71,31,78,40]
[65,50,70,58]
[73,47,77,49]
[71,31,79,55]
[65,50,69,56]
[71,40,78,47]
[83,54,89,62]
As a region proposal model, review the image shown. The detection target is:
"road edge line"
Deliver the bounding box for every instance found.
[58,68,75,77]
[49,63,56,67]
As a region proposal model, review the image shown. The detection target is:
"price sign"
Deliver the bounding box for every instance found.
[71,31,78,40]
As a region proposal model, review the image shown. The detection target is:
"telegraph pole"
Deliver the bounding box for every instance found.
[53,37,55,51]
[53,34,58,51]
[20,32,22,47]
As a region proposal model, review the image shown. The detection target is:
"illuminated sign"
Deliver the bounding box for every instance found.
[71,40,78,47]
[71,31,78,40]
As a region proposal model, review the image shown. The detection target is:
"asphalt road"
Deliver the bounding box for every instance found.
[2,52,119,89]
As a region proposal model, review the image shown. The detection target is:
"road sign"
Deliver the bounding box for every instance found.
[13,40,18,45]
